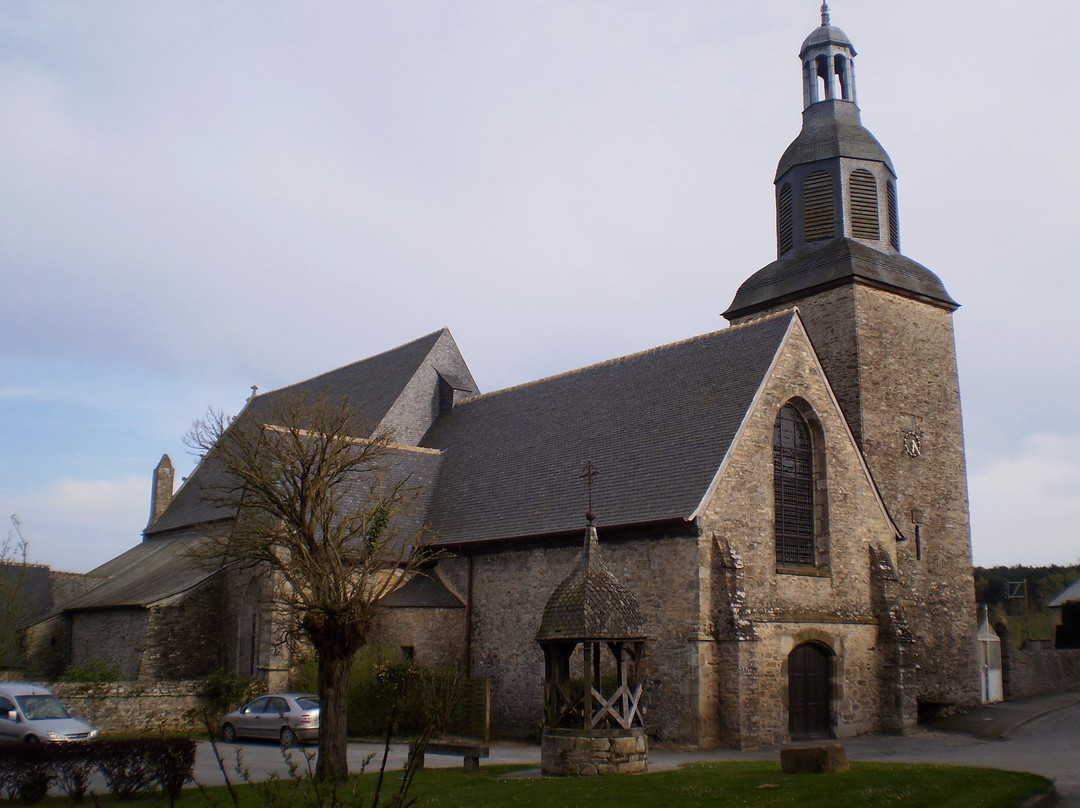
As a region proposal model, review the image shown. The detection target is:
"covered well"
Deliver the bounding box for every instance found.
[536,517,647,775]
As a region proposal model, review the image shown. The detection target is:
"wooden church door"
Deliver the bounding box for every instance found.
[788,642,832,738]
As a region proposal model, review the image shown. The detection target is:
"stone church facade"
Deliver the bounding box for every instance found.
[30,9,978,749]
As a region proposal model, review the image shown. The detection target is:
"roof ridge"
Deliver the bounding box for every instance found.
[262,327,450,397]
[459,312,798,405]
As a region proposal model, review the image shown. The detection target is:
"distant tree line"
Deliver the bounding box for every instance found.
[975,564,1080,613]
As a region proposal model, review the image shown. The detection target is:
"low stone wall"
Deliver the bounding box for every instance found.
[50,681,208,735]
[1003,648,1080,701]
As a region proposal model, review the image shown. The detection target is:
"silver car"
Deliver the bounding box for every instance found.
[0,683,100,743]
[220,693,319,746]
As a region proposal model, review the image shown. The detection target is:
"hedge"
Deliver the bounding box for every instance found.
[0,738,196,805]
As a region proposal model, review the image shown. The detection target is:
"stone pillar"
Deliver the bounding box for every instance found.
[148,454,174,527]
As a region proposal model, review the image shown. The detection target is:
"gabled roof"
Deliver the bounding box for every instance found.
[420,313,796,545]
[253,328,451,435]
[379,569,464,609]
[148,328,471,537]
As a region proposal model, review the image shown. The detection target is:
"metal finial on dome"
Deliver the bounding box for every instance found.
[580,460,598,523]
[821,2,831,26]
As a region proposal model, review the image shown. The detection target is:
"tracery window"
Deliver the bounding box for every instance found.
[774,404,815,566]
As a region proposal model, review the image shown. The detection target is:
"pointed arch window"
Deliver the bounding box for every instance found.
[849,169,879,240]
[774,404,816,566]
[803,171,835,242]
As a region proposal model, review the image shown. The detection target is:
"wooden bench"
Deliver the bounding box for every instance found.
[408,740,490,773]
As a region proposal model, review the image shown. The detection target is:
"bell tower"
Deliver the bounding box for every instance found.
[725,5,978,709]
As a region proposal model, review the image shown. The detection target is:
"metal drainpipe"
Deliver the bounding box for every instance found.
[465,555,474,677]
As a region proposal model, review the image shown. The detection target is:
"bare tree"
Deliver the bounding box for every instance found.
[187,392,434,782]
[0,515,30,668]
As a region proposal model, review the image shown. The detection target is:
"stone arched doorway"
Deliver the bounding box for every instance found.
[788,641,833,738]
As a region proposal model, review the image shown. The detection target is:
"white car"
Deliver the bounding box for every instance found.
[0,683,100,742]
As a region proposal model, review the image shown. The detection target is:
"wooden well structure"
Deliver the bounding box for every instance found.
[536,516,647,775]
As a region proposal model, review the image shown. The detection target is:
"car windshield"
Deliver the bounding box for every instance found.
[296,697,319,710]
[16,695,71,721]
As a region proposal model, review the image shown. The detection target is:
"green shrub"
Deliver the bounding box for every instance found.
[344,645,465,738]
[199,668,263,715]
[58,659,122,683]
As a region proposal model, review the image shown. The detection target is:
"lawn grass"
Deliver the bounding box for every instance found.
[25,761,1053,808]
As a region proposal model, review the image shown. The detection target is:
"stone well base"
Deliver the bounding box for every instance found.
[541,727,648,776]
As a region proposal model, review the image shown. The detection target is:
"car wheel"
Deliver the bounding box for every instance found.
[221,723,237,743]
[24,734,40,743]
[280,726,298,747]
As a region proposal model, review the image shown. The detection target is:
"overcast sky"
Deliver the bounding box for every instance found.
[2,1,1078,572]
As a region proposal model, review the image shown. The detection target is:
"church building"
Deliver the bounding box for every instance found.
[30,8,978,748]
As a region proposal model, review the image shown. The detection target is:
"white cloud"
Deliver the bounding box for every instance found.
[970,434,1080,567]
[5,477,147,573]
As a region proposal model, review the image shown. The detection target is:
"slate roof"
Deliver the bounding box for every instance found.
[420,313,795,545]
[380,569,464,609]
[776,100,893,180]
[334,444,445,555]
[250,328,450,436]
[97,315,794,616]
[537,523,645,642]
[724,238,958,319]
[56,534,218,612]
[147,328,455,537]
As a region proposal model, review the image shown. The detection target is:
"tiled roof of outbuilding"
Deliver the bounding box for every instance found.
[1049,578,1080,608]
[54,534,218,612]
[420,313,795,545]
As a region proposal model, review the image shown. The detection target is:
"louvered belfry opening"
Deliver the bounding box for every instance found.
[803,171,835,242]
[886,180,900,250]
[777,183,794,255]
[849,169,879,240]
[537,518,648,776]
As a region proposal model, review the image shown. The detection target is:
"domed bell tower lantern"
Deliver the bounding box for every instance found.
[725,4,979,710]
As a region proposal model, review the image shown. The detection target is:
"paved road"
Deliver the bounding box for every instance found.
[193,694,1080,805]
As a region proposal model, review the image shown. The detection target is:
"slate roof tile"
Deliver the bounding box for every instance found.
[55,534,217,612]
[420,313,795,545]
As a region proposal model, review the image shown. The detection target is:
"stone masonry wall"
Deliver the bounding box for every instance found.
[437,532,703,744]
[735,285,980,708]
[51,681,206,735]
[23,614,70,681]
[142,579,226,681]
[372,607,466,670]
[70,609,148,679]
[700,317,909,747]
[1002,648,1080,701]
